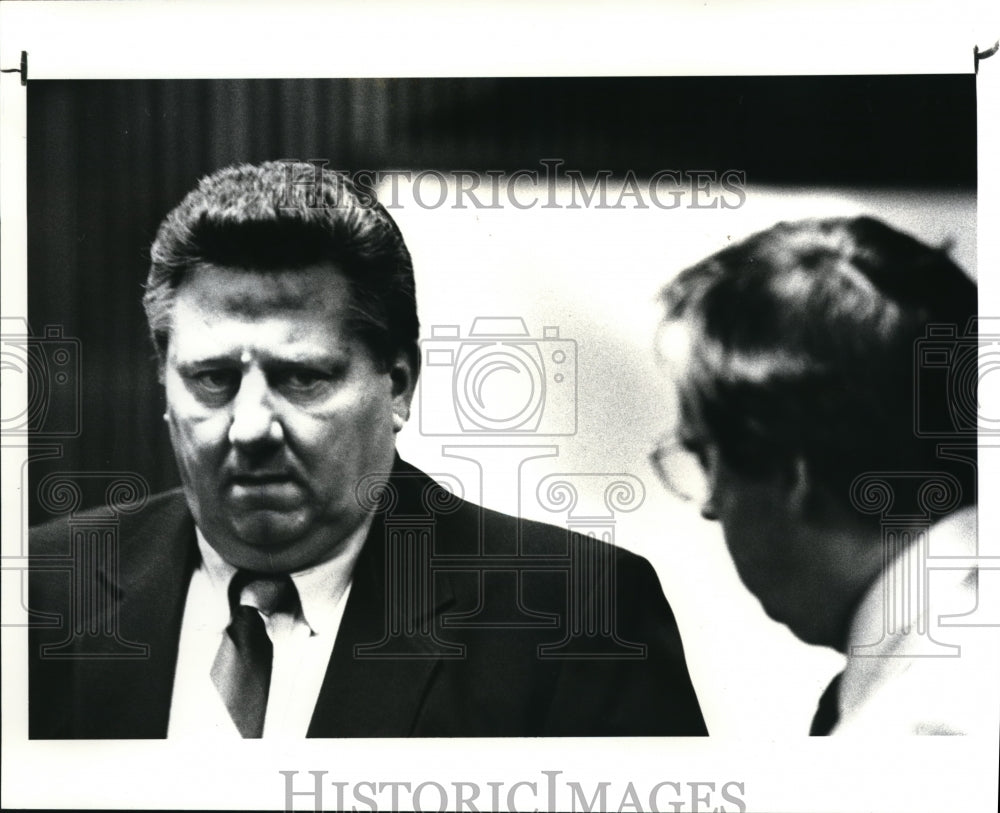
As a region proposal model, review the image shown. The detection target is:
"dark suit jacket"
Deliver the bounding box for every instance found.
[29,459,706,737]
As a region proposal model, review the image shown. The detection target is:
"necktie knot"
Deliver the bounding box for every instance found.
[228,570,298,617]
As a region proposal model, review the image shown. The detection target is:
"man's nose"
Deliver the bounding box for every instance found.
[228,373,283,447]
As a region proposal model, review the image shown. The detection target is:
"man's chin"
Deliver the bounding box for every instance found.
[199,506,359,573]
[757,596,793,628]
[205,517,316,573]
[229,509,312,548]
[760,599,830,648]
[196,510,317,570]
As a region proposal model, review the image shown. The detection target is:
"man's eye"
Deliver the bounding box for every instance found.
[276,369,331,393]
[191,370,239,396]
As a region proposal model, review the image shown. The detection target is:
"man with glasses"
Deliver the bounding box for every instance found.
[651,216,997,735]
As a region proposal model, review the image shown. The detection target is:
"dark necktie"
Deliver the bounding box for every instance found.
[809,671,844,736]
[211,570,296,738]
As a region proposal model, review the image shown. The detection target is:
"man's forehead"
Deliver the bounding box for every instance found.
[179,262,350,318]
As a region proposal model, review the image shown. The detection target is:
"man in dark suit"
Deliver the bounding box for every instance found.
[30,160,705,738]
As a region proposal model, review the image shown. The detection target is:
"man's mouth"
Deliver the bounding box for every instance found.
[227,473,302,505]
[230,472,295,486]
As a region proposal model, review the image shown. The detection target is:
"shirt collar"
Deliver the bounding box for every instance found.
[847,504,977,655]
[841,505,977,716]
[194,513,373,636]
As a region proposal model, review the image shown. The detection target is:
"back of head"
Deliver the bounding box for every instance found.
[659,216,978,518]
[144,160,418,372]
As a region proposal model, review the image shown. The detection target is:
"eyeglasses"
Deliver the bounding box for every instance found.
[648,433,714,505]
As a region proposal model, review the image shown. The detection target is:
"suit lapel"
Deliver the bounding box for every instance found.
[308,466,458,737]
[72,492,198,738]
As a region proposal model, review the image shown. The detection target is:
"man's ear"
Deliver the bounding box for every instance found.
[389,347,419,430]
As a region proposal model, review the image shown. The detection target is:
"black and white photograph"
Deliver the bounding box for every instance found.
[2,2,999,811]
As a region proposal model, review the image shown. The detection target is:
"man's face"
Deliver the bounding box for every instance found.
[659,320,820,638]
[690,425,855,647]
[163,263,414,573]
[679,413,842,645]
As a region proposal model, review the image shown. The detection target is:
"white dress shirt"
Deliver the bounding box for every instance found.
[168,519,371,738]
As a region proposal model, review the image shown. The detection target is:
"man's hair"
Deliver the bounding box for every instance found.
[659,216,977,512]
[144,160,418,372]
